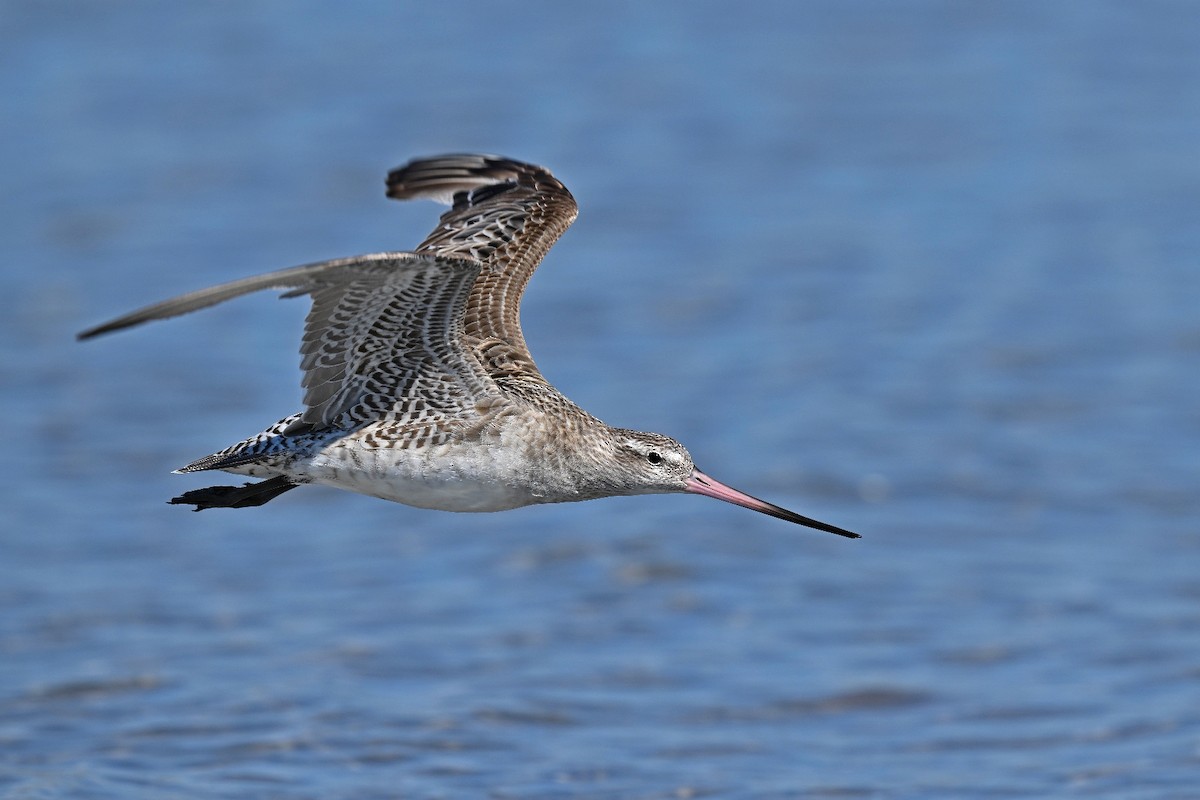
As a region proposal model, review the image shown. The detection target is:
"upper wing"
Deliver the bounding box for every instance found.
[385,154,578,381]
[78,252,495,430]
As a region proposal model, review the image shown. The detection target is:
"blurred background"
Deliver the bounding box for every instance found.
[2,2,1198,797]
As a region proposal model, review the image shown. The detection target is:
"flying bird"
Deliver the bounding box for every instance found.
[79,154,858,538]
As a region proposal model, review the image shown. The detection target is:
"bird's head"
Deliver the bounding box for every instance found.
[606,428,860,538]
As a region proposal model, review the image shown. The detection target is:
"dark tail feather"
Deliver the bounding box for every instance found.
[170,476,298,511]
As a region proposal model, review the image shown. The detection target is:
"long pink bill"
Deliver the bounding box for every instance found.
[684,469,860,539]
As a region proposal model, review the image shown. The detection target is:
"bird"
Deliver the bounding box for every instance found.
[78,154,859,539]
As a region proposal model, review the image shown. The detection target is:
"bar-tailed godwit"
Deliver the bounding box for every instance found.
[79,155,858,538]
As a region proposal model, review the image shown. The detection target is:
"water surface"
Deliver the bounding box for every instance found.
[2,2,1198,797]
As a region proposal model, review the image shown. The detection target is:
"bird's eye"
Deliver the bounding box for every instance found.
[646,451,663,465]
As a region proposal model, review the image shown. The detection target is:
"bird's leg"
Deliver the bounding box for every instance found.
[169,476,298,511]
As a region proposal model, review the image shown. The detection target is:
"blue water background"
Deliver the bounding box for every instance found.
[2,2,1198,797]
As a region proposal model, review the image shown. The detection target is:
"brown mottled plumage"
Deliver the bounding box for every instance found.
[78,155,858,537]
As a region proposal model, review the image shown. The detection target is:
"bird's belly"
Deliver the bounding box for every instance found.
[298,440,541,513]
